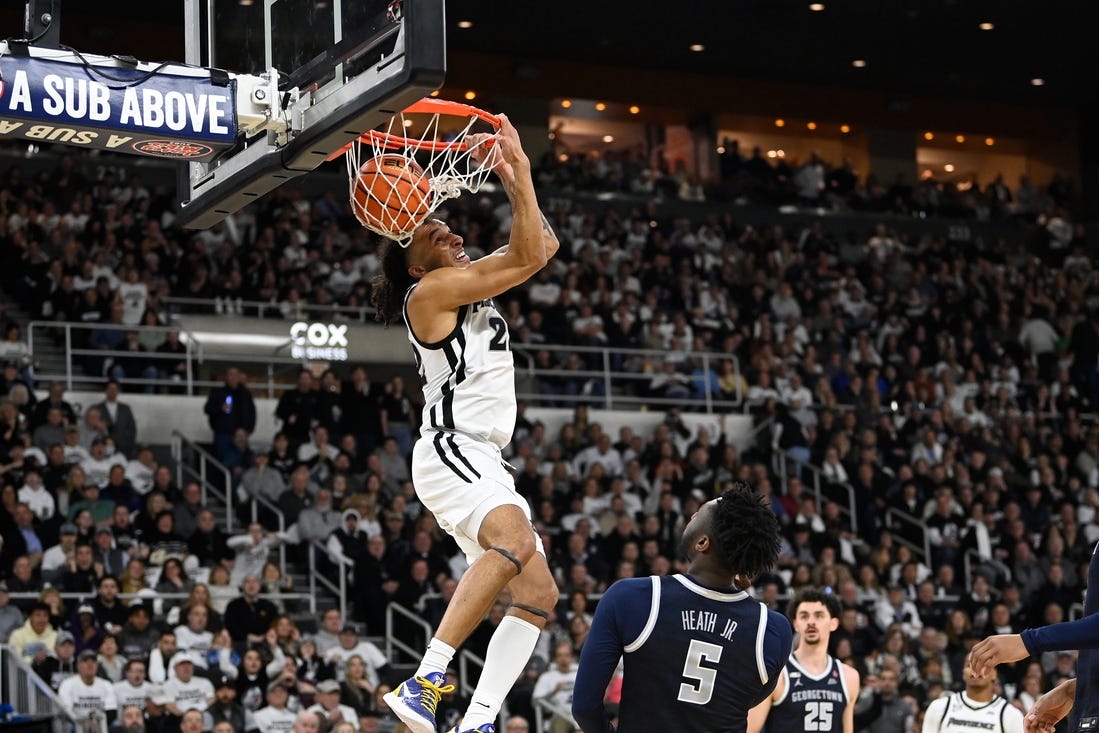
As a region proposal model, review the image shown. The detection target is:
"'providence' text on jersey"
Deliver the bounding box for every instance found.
[404,286,516,448]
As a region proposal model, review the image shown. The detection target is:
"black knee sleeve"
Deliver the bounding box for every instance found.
[509,602,551,621]
[490,546,523,575]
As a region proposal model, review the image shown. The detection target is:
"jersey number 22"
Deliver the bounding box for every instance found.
[677,639,722,705]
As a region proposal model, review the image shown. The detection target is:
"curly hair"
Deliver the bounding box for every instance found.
[370,240,416,326]
[709,481,782,580]
[786,587,843,621]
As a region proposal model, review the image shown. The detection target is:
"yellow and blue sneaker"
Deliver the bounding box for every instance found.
[445,725,496,733]
[382,671,455,733]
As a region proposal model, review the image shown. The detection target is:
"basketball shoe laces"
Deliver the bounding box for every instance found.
[415,675,455,715]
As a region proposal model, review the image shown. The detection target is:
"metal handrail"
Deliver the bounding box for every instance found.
[883,507,932,562]
[1,644,84,733]
[4,591,313,602]
[309,539,346,622]
[774,450,859,535]
[384,602,433,667]
[161,296,375,322]
[534,696,575,733]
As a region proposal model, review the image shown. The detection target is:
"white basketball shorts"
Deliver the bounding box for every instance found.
[412,430,544,564]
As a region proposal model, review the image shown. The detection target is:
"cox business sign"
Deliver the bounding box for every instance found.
[0,54,236,161]
[291,322,349,361]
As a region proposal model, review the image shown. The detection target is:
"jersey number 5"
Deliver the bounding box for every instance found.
[488,317,510,351]
[804,701,834,731]
[677,639,722,705]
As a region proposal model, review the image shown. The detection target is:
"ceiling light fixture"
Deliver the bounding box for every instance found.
[955,134,965,143]
[840,124,851,133]
[978,21,994,30]
[629,105,640,114]
[689,44,705,52]
[852,59,867,68]
[944,164,955,172]
[809,3,825,10]
[807,121,817,130]
[603,135,614,143]
[595,102,607,111]
[923,132,934,140]
[774,118,785,127]
[457,20,474,29]
[561,100,572,109]
[464,90,476,101]
[1031,77,1045,86]
[985,137,995,146]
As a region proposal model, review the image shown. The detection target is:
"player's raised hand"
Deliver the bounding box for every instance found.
[969,633,1028,677]
[468,114,528,191]
[1024,679,1075,733]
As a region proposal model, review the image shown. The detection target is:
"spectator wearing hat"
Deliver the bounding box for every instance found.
[204,672,253,733]
[164,653,216,715]
[253,681,297,733]
[73,601,105,654]
[114,657,151,711]
[92,380,138,459]
[34,630,77,690]
[308,678,360,732]
[117,603,158,663]
[144,684,176,733]
[322,624,390,689]
[225,573,279,645]
[58,647,119,726]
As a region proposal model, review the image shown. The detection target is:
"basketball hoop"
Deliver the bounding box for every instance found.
[335,97,503,244]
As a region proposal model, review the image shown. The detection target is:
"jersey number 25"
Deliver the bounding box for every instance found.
[677,639,722,705]
[804,701,834,731]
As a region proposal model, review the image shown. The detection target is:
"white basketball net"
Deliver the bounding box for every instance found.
[344,104,501,244]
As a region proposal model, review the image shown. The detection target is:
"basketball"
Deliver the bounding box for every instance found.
[351,154,432,236]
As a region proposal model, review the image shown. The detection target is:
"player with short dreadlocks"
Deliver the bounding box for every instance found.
[573,483,794,733]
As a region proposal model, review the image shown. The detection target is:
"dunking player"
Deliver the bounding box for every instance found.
[370,116,559,733]
[970,542,1099,733]
[922,651,1022,733]
[571,484,794,733]
[747,589,860,733]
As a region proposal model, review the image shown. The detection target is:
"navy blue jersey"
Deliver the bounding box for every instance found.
[766,655,851,733]
[573,574,793,733]
[1020,541,1099,732]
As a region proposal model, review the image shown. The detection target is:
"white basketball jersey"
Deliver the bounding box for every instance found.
[925,692,1021,733]
[404,284,516,448]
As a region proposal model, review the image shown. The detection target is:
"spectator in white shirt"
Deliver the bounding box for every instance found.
[113,658,151,710]
[18,469,55,521]
[571,434,623,478]
[297,426,340,464]
[163,653,215,715]
[253,682,297,733]
[81,436,127,488]
[910,429,944,466]
[174,605,214,666]
[322,625,390,687]
[58,649,119,727]
[126,447,157,495]
[532,642,579,733]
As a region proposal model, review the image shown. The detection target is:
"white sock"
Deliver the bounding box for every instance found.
[416,637,456,679]
[462,615,541,729]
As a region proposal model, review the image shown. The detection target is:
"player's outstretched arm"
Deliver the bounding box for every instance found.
[972,611,1099,678]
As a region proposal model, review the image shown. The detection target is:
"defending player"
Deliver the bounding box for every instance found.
[747,588,860,733]
[370,115,560,733]
[922,651,1023,733]
[970,540,1099,733]
[571,483,794,733]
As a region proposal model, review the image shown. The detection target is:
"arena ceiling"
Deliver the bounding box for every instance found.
[0,0,1093,107]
